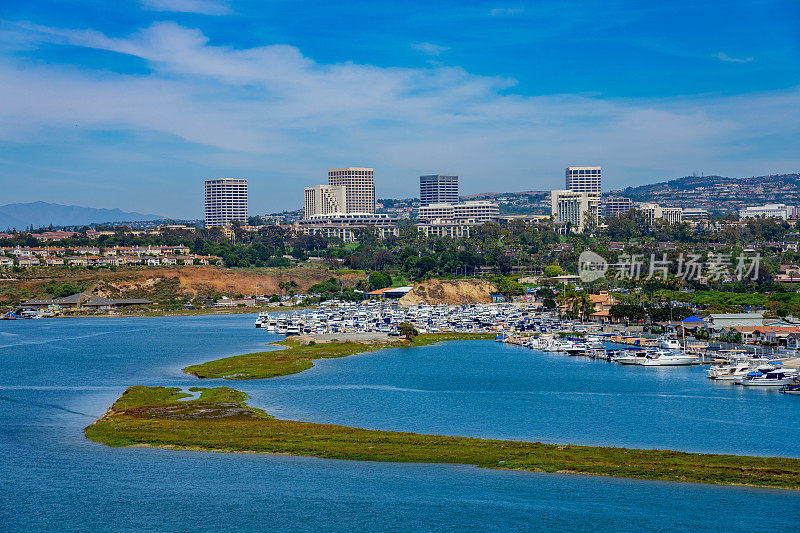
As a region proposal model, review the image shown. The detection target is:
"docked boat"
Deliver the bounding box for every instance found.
[641,350,698,366]
[612,350,649,365]
[656,335,682,351]
[564,343,590,356]
[780,380,800,395]
[740,368,798,387]
[707,361,752,380]
[254,312,270,328]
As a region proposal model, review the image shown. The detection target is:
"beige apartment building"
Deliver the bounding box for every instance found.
[304,184,346,218]
[328,167,375,213]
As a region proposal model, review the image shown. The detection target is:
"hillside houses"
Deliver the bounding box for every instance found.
[0,245,220,268]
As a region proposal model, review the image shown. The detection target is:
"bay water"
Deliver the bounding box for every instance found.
[1,314,798,531]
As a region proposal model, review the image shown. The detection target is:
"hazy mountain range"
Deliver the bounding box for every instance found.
[0,202,164,230]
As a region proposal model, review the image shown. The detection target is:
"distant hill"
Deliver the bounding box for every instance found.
[0,202,165,230]
[611,173,800,211]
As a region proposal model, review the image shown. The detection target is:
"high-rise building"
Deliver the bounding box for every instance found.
[204,178,248,228]
[551,190,599,233]
[603,196,633,218]
[419,175,459,207]
[566,166,602,195]
[304,185,346,218]
[328,167,375,213]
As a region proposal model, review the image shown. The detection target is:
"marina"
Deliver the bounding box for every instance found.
[263,300,800,391]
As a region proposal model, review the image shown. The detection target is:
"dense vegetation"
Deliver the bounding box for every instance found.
[86,385,800,489]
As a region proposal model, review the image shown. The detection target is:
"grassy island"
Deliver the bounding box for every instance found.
[86,386,800,489]
[183,333,495,380]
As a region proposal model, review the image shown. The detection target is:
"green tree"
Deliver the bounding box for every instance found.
[543,264,564,278]
[368,271,392,291]
[398,322,419,340]
[496,277,524,300]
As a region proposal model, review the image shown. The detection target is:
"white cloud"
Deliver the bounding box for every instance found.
[0,21,797,213]
[139,0,233,16]
[411,42,450,56]
[715,52,754,63]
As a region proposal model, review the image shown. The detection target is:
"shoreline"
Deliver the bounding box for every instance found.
[6,305,317,319]
[84,385,800,490]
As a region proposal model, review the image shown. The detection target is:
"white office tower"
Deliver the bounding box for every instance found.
[420,175,459,207]
[551,190,600,232]
[304,185,346,218]
[566,166,602,194]
[328,167,375,213]
[204,178,248,228]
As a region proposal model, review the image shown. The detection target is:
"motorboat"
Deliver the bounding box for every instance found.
[740,368,798,386]
[656,335,682,351]
[254,312,270,328]
[641,350,698,366]
[584,336,605,350]
[780,380,800,395]
[707,361,751,380]
[553,339,575,352]
[564,343,589,356]
[612,350,649,365]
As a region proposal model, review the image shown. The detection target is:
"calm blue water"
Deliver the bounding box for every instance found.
[1,315,798,532]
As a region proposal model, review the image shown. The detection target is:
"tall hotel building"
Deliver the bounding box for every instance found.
[419,175,459,207]
[328,167,375,213]
[304,184,346,218]
[204,178,248,228]
[565,166,601,194]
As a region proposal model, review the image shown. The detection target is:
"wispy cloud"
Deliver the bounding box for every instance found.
[715,52,754,64]
[139,0,233,16]
[0,21,797,214]
[411,42,449,56]
[490,8,523,16]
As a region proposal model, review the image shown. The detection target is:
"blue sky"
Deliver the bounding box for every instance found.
[0,0,798,218]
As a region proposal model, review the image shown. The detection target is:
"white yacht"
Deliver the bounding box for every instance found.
[564,343,589,356]
[553,339,575,352]
[641,350,698,366]
[740,368,798,386]
[707,361,752,380]
[656,335,682,351]
[584,336,605,350]
[254,312,270,328]
[613,350,649,365]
